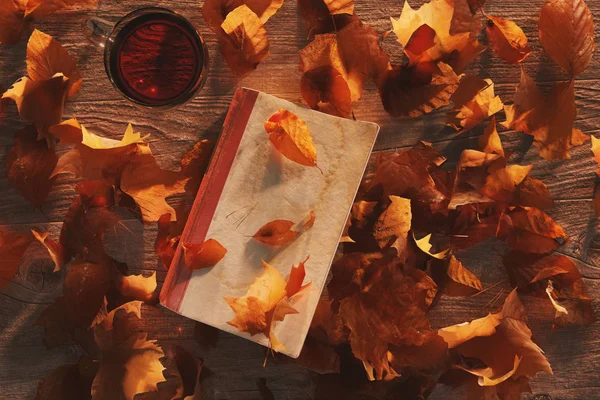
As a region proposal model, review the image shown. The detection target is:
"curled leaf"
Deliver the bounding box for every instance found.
[182,239,228,270]
[264,109,318,168]
[485,16,531,64]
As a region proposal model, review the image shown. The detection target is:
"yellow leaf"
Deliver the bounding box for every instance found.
[264,109,319,169]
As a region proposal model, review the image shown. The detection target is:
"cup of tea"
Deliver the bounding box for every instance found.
[83,7,208,109]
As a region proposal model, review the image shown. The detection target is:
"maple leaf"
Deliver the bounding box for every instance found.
[496,206,567,253]
[219,5,270,76]
[390,0,484,73]
[225,258,311,352]
[6,125,57,207]
[116,271,158,303]
[301,65,352,117]
[264,109,319,169]
[92,301,167,400]
[34,356,98,400]
[439,291,552,398]
[479,117,504,157]
[539,0,595,76]
[446,76,504,131]
[485,16,531,64]
[373,195,412,255]
[0,228,33,289]
[120,151,189,223]
[502,69,589,160]
[182,239,228,270]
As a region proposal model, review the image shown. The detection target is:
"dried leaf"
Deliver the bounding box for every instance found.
[27,29,82,97]
[502,69,589,160]
[116,271,158,302]
[539,0,594,76]
[301,65,352,117]
[219,5,270,76]
[298,0,357,37]
[120,152,189,223]
[182,239,228,270]
[32,229,64,272]
[485,16,531,64]
[264,109,318,168]
[0,229,33,289]
[447,76,504,131]
[323,0,353,15]
[479,117,504,157]
[253,220,298,246]
[0,1,31,45]
[481,165,554,209]
[202,0,282,31]
[64,260,111,328]
[6,125,57,207]
[496,207,567,254]
[414,233,450,259]
[155,213,181,269]
[444,255,483,296]
[373,196,412,254]
[448,149,503,209]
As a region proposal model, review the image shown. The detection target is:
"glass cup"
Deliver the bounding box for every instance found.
[83,7,209,110]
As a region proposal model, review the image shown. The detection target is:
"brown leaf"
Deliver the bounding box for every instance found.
[0,1,31,45]
[479,117,504,157]
[502,69,589,160]
[182,239,228,270]
[539,0,594,76]
[448,149,503,209]
[64,260,111,328]
[293,336,341,374]
[414,233,450,259]
[116,271,158,302]
[0,229,33,289]
[443,255,482,296]
[27,29,82,97]
[253,219,298,246]
[298,0,357,36]
[219,5,270,76]
[485,16,531,64]
[496,207,567,253]
[6,125,57,207]
[301,65,352,117]
[120,152,189,223]
[264,109,319,168]
[373,195,412,255]
[310,299,348,345]
[34,356,99,400]
[446,76,504,131]
[323,0,353,15]
[32,229,64,272]
[378,61,460,118]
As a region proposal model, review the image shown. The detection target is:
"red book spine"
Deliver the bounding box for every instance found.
[160,88,259,312]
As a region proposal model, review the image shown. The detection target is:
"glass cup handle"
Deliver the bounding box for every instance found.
[82,17,113,49]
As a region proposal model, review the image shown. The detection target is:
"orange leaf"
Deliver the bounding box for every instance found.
[373,195,411,255]
[155,213,181,270]
[25,0,100,20]
[6,125,57,207]
[301,65,352,117]
[443,255,482,296]
[539,0,594,76]
[485,16,531,64]
[116,271,158,302]
[27,29,82,97]
[0,229,33,289]
[252,219,298,246]
[298,0,357,37]
[447,76,504,131]
[264,109,318,168]
[323,0,353,15]
[202,0,282,31]
[591,135,600,174]
[479,117,504,157]
[285,255,310,297]
[0,1,31,45]
[502,69,589,160]
[496,207,567,253]
[219,5,270,76]
[448,149,503,209]
[182,239,228,270]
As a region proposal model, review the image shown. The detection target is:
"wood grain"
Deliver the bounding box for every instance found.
[0,0,599,399]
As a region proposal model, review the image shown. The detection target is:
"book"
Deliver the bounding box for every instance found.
[160,88,379,358]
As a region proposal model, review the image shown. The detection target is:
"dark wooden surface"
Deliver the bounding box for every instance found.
[1,0,599,399]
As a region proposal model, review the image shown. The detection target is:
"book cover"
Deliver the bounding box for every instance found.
[160,88,379,358]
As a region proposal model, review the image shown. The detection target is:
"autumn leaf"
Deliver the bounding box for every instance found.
[414,233,450,259]
[448,149,503,209]
[25,0,100,20]
[264,109,319,169]
[539,0,594,76]
[446,76,504,131]
[485,16,531,64]
[202,0,282,31]
[120,151,189,223]
[298,0,357,37]
[435,255,483,296]
[182,239,228,270]
[373,195,412,255]
[116,271,158,302]
[32,229,64,272]
[225,258,311,351]
[479,117,504,157]
[92,301,167,400]
[301,65,352,117]
[34,356,98,400]
[219,5,270,76]
[323,0,354,15]
[155,214,181,269]
[481,164,554,209]
[180,139,215,193]
[64,260,111,328]
[253,220,298,246]
[6,125,57,207]
[0,1,31,45]
[0,229,33,289]
[591,136,600,174]
[502,69,589,160]
[496,207,567,253]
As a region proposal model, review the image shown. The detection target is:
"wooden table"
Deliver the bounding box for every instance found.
[0,0,599,399]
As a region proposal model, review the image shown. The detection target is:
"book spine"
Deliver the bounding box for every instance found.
[160,88,259,312]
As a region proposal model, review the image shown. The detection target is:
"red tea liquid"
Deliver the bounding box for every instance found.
[110,12,204,105]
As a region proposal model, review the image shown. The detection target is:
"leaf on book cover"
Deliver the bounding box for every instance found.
[34,356,98,400]
[92,301,167,400]
[446,76,504,131]
[485,16,531,64]
[182,239,228,270]
[225,258,311,352]
[6,125,57,208]
[253,220,298,246]
[439,291,552,397]
[0,228,33,289]
[496,207,567,254]
[27,29,82,97]
[264,109,319,169]
[32,229,64,272]
[120,152,189,223]
[116,271,158,303]
[374,196,412,255]
[502,69,588,160]
[479,117,505,157]
[219,5,270,77]
[539,0,594,76]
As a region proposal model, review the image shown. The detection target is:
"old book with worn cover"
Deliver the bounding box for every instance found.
[160,88,379,358]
